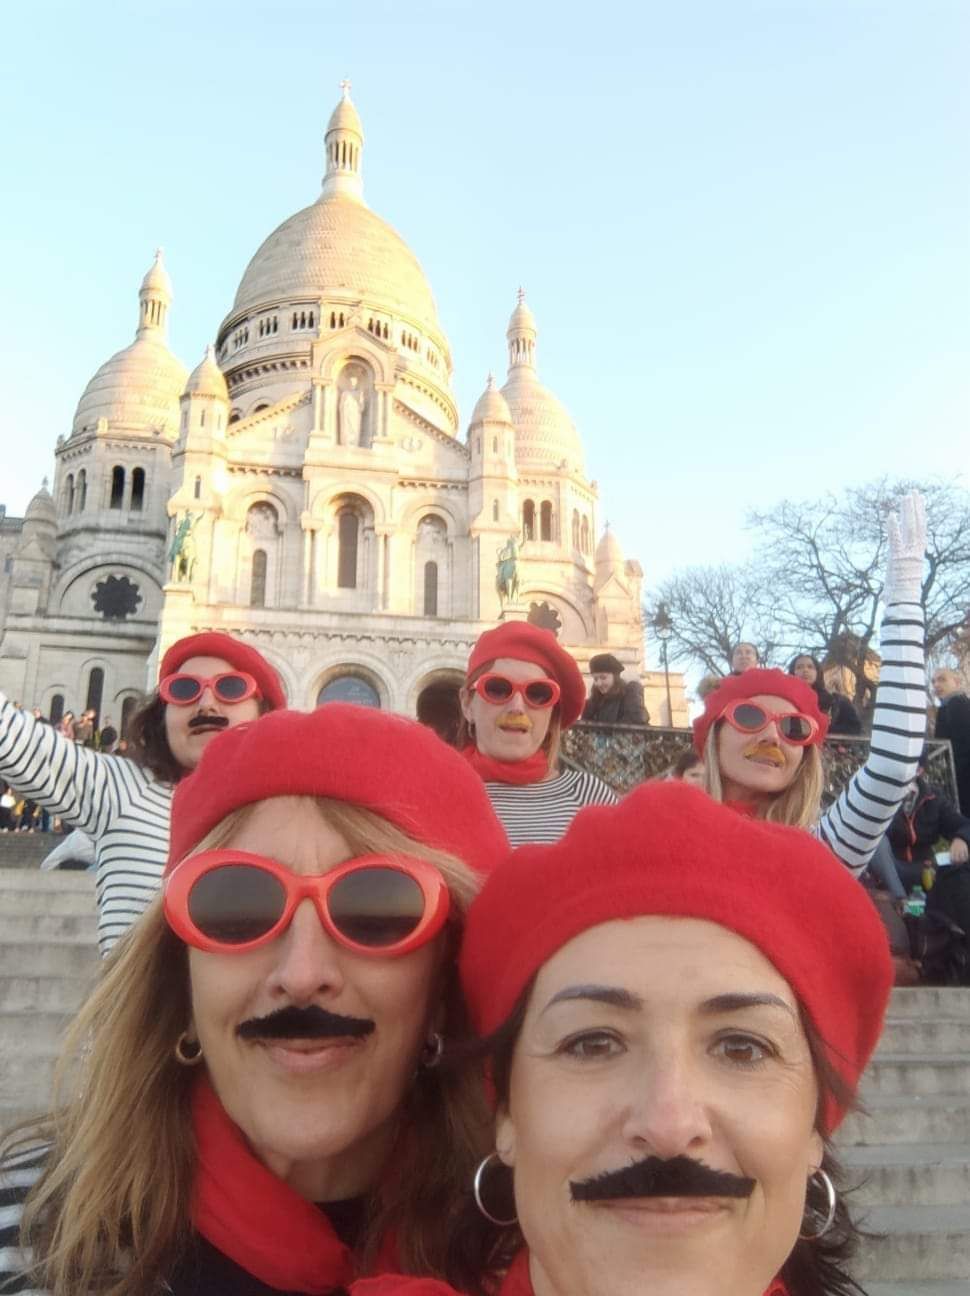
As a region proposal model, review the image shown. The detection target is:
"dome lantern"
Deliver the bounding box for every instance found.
[470,372,512,426]
[137,248,172,339]
[321,80,364,202]
[506,286,537,371]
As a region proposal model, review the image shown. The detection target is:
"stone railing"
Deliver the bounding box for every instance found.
[562,722,958,803]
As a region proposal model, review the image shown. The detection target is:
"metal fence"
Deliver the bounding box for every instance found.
[562,722,958,803]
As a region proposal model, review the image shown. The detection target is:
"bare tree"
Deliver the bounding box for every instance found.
[646,563,779,677]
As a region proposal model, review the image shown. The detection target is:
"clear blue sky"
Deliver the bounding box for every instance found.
[2,0,967,663]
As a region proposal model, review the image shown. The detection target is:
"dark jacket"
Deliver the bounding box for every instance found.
[582,679,648,725]
[935,691,970,815]
[827,693,862,736]
[887,779,970,867]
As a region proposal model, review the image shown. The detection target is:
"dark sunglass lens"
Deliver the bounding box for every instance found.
[524,681,555,706]
[168,676,202,702]
[780,716,812,741]
[215,674,249,701]
[482,676,514,702]
[188,865,285,944]
[328,867,424,947]
[732,703,767,730]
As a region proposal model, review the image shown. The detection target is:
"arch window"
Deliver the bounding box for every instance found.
[49,694,65,725]
[423,561,438,617]
[120,695,138,738]
[65,473,75,515]
[316,674,381,709]
[492,499,499,522]
[130,467,145,511]
[571,510,580,549]
[337,509,359,589]
[76,469,86,512]
[250,548,267,607]
[580,515,590,553]
[85,667,105,726]
[193,475,202,500]
[109,466,125,509]
[540,500,553,542]
[522,499,536,541]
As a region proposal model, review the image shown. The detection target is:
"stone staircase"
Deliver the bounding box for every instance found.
[840,986,970,1293]
[0,868,967,1291]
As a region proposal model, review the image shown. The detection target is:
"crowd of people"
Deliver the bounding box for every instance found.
[0,489,965,1296]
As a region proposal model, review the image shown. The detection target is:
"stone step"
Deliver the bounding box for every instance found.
[0,912,97,941]
[867,1285,970,1295]
[0,869,95,893]
[0,835,58,869]
[1,1050,58,1097]
[0,940,99,978]
[0,1010,74,1051]
[861,1054,970,1098]
[877,1016,970,1055]
[854,1204,970,1281]
[841,1094,970,1147]
[0,973,94,1013]
[883,987,970,1018]
[842,1142,970,1206]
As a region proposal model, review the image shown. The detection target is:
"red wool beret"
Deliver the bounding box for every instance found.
[166,704,508,876]
[467,622,586,728]
[692,668,829,757]
[159,632,287,712]
[460,780,892,1132]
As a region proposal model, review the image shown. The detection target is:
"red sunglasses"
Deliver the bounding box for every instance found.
[159,672,261,706]
[164,849,450,956]
[720,700,819,746]
[472,672,561,709]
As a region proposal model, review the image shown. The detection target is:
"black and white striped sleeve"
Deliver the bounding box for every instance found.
[0,1147,49,1295]
[0,694,121,838]
[818,601,926,873]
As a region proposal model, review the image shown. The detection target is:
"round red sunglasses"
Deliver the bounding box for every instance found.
[472,673,561,709]
[159,672,261,706]
[720,700,819,746]
[164,849,450,956]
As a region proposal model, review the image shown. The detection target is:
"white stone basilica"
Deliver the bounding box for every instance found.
[0,88,684,734]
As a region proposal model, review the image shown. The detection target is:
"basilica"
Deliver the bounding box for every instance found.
[0,88,682,734]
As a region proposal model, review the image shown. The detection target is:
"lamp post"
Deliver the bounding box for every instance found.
[651,602,674,727]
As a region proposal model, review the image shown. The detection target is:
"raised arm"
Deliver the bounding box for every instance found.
[819,492,927,873]
[0,693,126,838]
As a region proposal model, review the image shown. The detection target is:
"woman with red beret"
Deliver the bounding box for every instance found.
[459,622,616,845]
[0,705,508,1295]
[365,781,890,1296]
[0,631,286,953]
[693,491,928,874]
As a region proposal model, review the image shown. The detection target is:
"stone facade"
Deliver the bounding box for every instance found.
[0,87,687,732]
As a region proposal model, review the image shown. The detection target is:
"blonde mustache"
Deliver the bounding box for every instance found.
[742,741,786,768]
[498,715,533,732]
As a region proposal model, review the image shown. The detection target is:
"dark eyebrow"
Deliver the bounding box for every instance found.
[541,984,644,1016]
[699,993,796,1019]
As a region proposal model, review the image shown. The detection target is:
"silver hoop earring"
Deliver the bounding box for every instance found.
[799,1168,837,1240]
[473,1152,517,1227]
[420,1032,444,1070]
[174,1032,204,1066]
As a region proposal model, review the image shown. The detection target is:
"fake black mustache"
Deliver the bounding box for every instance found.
[237,1003,375,1042]
[188,713,230,731]
[570,1155,755,1203]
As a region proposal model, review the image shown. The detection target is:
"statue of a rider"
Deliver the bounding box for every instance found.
[169,512,200,583]
[496,534,520,607]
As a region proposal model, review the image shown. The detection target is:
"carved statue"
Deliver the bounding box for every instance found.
[496,535,520,607]
[338,375,366,447]
[169,512,200,583]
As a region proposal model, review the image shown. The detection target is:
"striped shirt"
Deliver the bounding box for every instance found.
[0,696,172,956]
[483,767,617,847]
[816,601,927,873]
[0,1145,46,1294]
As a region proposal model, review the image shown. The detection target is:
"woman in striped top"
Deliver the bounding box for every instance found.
[693,491,927,874]
[459,622,616,846]
[0,632,284,954]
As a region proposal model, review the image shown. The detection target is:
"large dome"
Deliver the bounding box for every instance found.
[502,369,585,472]
[73,336,187,438]
[231,195,443,340]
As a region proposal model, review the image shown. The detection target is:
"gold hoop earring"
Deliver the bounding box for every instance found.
[473,1152,517,1226]
[419,1032,444,1070]
[174,1032,204,1066]
[799,1168,837,1240]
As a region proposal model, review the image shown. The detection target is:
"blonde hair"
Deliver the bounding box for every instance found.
[457,659,563,772]
[702,725,825,831]
[4,797,486,1294]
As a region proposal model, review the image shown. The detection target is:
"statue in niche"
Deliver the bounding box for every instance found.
[496,535,520,607]
[339,374,367,447]
[246,503,278,540]
[169,512,200,583]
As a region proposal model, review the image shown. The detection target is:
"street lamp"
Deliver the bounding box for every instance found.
[651,602,674,727]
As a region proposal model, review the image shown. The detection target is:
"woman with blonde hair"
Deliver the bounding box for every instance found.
[692,491,928,873]
[0,704,507,1295]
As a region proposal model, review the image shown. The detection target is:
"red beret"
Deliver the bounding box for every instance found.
[692,668,829,757]
[467,622,586,728]
[460,780,891,1132]
[166,704,508,876]
[159,632,287,712]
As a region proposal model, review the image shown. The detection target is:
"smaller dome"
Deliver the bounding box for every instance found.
[470,373,511,425]
[73,338,187,437]
[596,526,624,567]
[327,85,363,138]
[24,483,56,525]
[184,345,229,400]
[140,248,172,299]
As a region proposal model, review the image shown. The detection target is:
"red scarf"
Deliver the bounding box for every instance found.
[726,798,761,818]
[462,744,549,786]
[494,1250,790,1296]
[191,1075,355,1293]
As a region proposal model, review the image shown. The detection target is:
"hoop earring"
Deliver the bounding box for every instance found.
[799,1168,837,1240]
[174,1032,204,1066]
[419,1032,444,1070]
[473,1152,517,1227]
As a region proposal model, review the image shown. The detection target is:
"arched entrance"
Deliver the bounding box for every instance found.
[316,671,382,709]
[415,672,464,747]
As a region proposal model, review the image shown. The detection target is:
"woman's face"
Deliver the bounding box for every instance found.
[163,654,263,772]
[791,657,817,686]
[187,796,443,1201]
[731,644,759,673]
[680,761,706,788]
[460,657,554,762]
[496,917,822,1296]
[715,693,805,802]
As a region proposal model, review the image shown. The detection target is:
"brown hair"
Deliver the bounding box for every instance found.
[4,798,489,1294]
[702,723,825,830]
[126,692,274,784]
[456,660,563,772]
